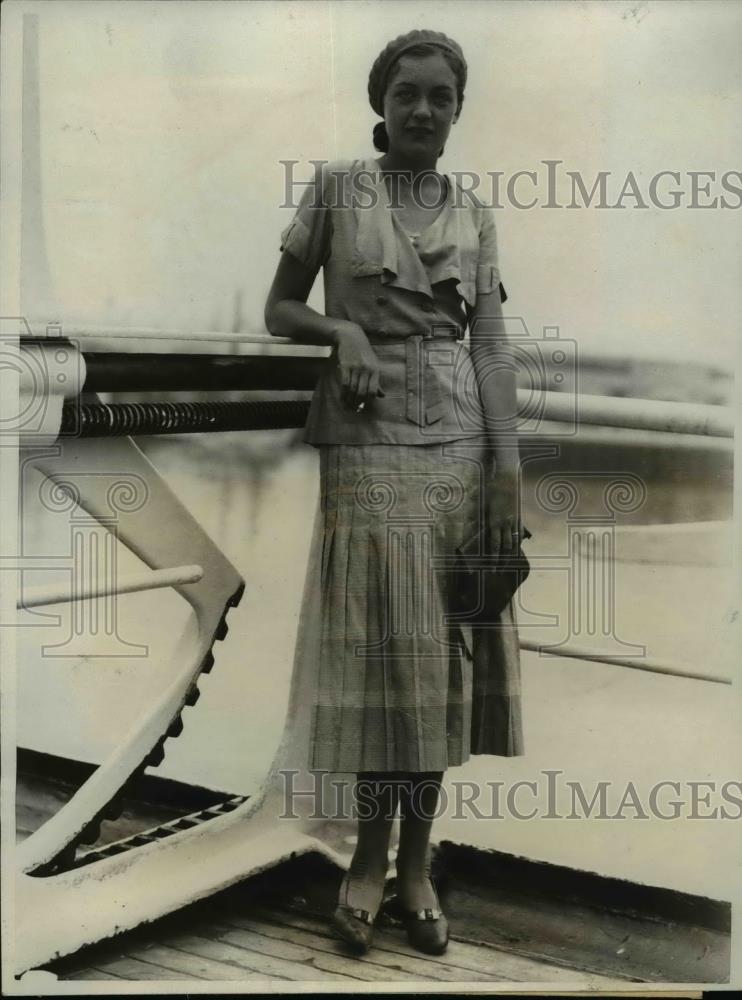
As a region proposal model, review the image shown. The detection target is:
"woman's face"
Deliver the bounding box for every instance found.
[382,52,460,161]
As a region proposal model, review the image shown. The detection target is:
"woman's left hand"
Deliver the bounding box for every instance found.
[485,468,522,558]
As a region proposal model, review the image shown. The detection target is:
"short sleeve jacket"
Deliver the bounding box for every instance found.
[279,156,507,446]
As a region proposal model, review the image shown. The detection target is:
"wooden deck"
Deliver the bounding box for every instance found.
[47,879,627,986]
[19,761,731,986]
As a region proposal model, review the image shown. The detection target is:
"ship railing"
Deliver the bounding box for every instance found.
[17,329,734,692]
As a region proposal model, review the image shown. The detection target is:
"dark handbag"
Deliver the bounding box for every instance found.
[450,522,533,622]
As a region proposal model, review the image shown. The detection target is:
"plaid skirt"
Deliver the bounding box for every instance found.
[299,437,525,773]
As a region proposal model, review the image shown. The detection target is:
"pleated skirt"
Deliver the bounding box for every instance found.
[299,436,525,774]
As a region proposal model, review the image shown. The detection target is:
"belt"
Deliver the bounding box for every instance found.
[364,327,464,343]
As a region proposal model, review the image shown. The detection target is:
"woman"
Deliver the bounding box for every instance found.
[265,29,524,957]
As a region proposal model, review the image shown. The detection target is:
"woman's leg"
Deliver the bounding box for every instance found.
[341,770,401,914]
[395,770,444,911]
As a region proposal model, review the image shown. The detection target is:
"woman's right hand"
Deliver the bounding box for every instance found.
[332,321,386,410]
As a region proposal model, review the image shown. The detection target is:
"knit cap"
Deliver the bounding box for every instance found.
[367,30,467,116]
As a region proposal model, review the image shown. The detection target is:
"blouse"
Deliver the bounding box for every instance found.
[278,156,507,447]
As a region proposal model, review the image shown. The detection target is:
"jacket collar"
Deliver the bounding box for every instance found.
[351,156,458,301]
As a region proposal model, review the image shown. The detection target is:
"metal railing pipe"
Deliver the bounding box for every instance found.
[18,565,204,610]
[518,639,731,685]
[59,392,734,439]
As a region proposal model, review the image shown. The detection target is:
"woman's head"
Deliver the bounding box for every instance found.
[368,30,467,158]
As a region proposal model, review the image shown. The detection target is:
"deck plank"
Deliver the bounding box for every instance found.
[89,955,197,981]
[212,911,499,983]
[231,905,629,985]
[123,942,270,981]
[72,969,122,981]
[200,920,427,984]
[164,931,358,982]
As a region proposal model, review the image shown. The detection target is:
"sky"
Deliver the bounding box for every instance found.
[18,0,742,364]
